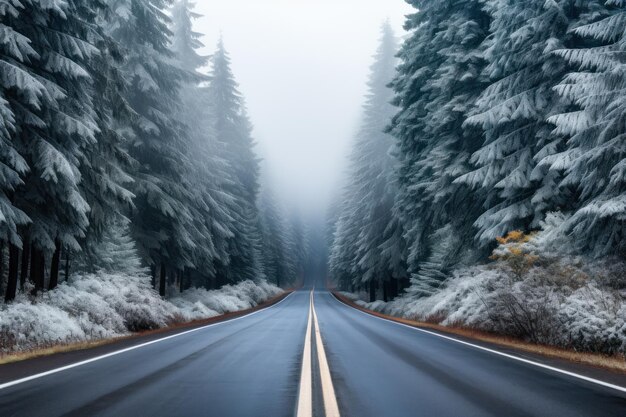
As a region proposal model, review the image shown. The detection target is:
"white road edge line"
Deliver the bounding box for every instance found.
[330,292,626,394]
[312,291,341,417]
[0,292,295,391]
[295,291,313,417]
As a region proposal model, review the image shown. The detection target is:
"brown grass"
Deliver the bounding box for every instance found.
[0,291,292,366]
[332,291,626,374]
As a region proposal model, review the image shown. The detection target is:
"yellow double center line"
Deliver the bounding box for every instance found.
[296,291,341,417]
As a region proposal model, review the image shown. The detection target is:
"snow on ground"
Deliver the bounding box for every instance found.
[0,275,283,354]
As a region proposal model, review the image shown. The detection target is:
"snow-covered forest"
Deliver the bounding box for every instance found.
[330,2,626,353]
[0,0,312,348]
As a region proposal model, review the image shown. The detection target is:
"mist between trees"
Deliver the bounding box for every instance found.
[0,0,309,305]
[329,2,626,354]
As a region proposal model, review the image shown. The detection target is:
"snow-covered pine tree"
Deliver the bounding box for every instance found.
[548,1,626,256]
[78,4,137,274]
[0,4,31,300]
[2,0,102,296]
[105,0,196,296]
[329,22,406,301]
[286,212,309,285]
[76,219,144,276]
[208,39,262,285]
[329,193,364,292]
[259,184,291,287]
[170,0,224,290]
[460,0,574,245]
[388,1,489,297]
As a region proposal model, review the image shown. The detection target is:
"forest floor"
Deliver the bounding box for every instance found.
[0,290,291,366]
[332,291,626,376]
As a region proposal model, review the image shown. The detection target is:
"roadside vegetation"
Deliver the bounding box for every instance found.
[343,214,626,356]
[0,273,282,355]
[329,1,626,358]
[0,0,307,357]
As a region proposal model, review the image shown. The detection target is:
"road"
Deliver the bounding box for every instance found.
[0,288,625,417]
[313,290,626,417]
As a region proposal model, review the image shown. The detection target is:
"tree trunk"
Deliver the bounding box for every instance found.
[64,248,70,282]
[179,270,184,294]
[30,246,45,295]
[0,241,5,294]
[48,239,61,290]
[151,264,156,289]
[29,244,38,292]
[369,280,376,302]
[390,278,398,300]
[4,244,19,302]
[159,263,166,297]
[20,235,30,290]
[383,281,389,302]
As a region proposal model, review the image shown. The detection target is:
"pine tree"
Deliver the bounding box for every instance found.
[170,0,224,289]
[330,23,407,300]
[76,219,143,275]
[548,1,626,256]
[79,5,137,273]
[388,1,489,297]
[460,0,574,244]
[1,0,104,297]
[208,39,262,285]
[0,4,31,301]
[259,185,290,287]
[105,0,195,296]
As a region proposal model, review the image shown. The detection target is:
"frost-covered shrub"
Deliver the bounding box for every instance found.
[559,284,625,353]
[0,274,283,353]
[70,273,179,331]
[355,213,626,354]
[0,302,87,352]
[170,280,283,321]
[44,284,126,338]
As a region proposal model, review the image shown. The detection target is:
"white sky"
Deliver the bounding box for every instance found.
[193,0,414,216]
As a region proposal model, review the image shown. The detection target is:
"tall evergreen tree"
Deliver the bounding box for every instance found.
[388,1,489,297]
[105,0,195,296]
[259,184,291,287]
[460,0,574,244]
[548,1,626,256]
[170,0,226,289]
[1,0,103,297]
[208,39,262,284]
[78,5,137,275]
[330,23,407,300]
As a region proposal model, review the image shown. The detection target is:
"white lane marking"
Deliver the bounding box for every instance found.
[312,291,341,417]
[330,293,626,394]
[295,292,313,417]
[0,292,295,391]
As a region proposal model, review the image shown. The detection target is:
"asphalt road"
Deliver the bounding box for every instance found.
[1,288,625,417]
[313,290,626,417]
[0,291,309,417]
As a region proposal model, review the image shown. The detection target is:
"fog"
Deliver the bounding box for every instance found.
[193,0,413,217]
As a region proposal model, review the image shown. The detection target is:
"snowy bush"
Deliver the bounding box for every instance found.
[0,274,283,354]
[354,213,626,354]
[169,279,284,321]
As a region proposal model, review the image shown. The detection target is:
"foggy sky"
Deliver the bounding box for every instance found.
[193,0,414,217]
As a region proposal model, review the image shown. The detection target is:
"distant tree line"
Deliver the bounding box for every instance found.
[0,0,306,303]
[330,1,626,301]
